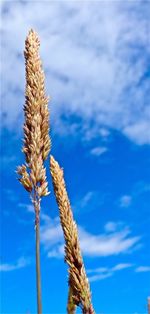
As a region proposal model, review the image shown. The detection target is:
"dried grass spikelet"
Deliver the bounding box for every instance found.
[17,29,51,216]
[50,156,95,314]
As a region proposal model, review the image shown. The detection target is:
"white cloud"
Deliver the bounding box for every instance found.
[18,205,141,259]
[79,191,94,208]
[89,272,112,282]
[87,267,108,274]
[111,263,132,271]
[99,128,110,139]
[104,221,118,233]
[40,216,63,250]
[18,203,34,213]
[82,127,110,142]
[117,182,150,209]
[47,245,64,258]
[119,195,132,208]
[88,262,133,282]
[90,146,108,156]
[1,1,150,145]
[72,190,104,215]
[124,121,150,146]
[135,266,150,272]
[0,257,29,272]
[40,215,140,258]
[79,226,139,257]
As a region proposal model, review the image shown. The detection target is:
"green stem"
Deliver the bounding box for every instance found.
[35,219,42,314]
[33,189,42,314]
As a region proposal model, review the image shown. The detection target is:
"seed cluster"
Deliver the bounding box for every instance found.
[17,29,51,200]
[50,156,95,314]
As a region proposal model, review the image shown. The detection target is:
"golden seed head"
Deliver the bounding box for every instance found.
[50,155,94,312]
[17,29,51,197]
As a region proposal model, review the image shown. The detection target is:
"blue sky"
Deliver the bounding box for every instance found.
[1,1,150,314]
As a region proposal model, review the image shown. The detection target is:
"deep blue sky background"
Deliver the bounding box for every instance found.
[1,1,150,314]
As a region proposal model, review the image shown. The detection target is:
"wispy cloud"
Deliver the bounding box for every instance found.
[41,217,63,249]
[88,263,133,282]
[19,203,34,213]
[0,257,30,272]
[118,181,150,209]
[40,215,141,258]
[78,191,94,208]
[119,195,132,208]
[90,146,108,157]
[112,263,132,271]
[135,266,150,272]
[72,190,107,215]
[72,191,98,212]
[104,221,118,233]
[79,226,140,257]
[83,127,110,143]
[1,1,150,145]
[88,263,150,282]
[89,272,112,282]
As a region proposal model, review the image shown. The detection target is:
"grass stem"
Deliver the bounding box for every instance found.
[35,219,42,314]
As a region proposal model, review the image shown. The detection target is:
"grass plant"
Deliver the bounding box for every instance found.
[17,29,51,314]
[17,29,94,314]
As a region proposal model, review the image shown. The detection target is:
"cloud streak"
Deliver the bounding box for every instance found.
[90,146,108,157]
[0,257,29,272]
[88,263,133,282]
[119,195,132,208]
[88,263,150,282]
[135,266,150,272]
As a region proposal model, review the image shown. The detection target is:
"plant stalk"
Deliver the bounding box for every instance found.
[34,196,42,314]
